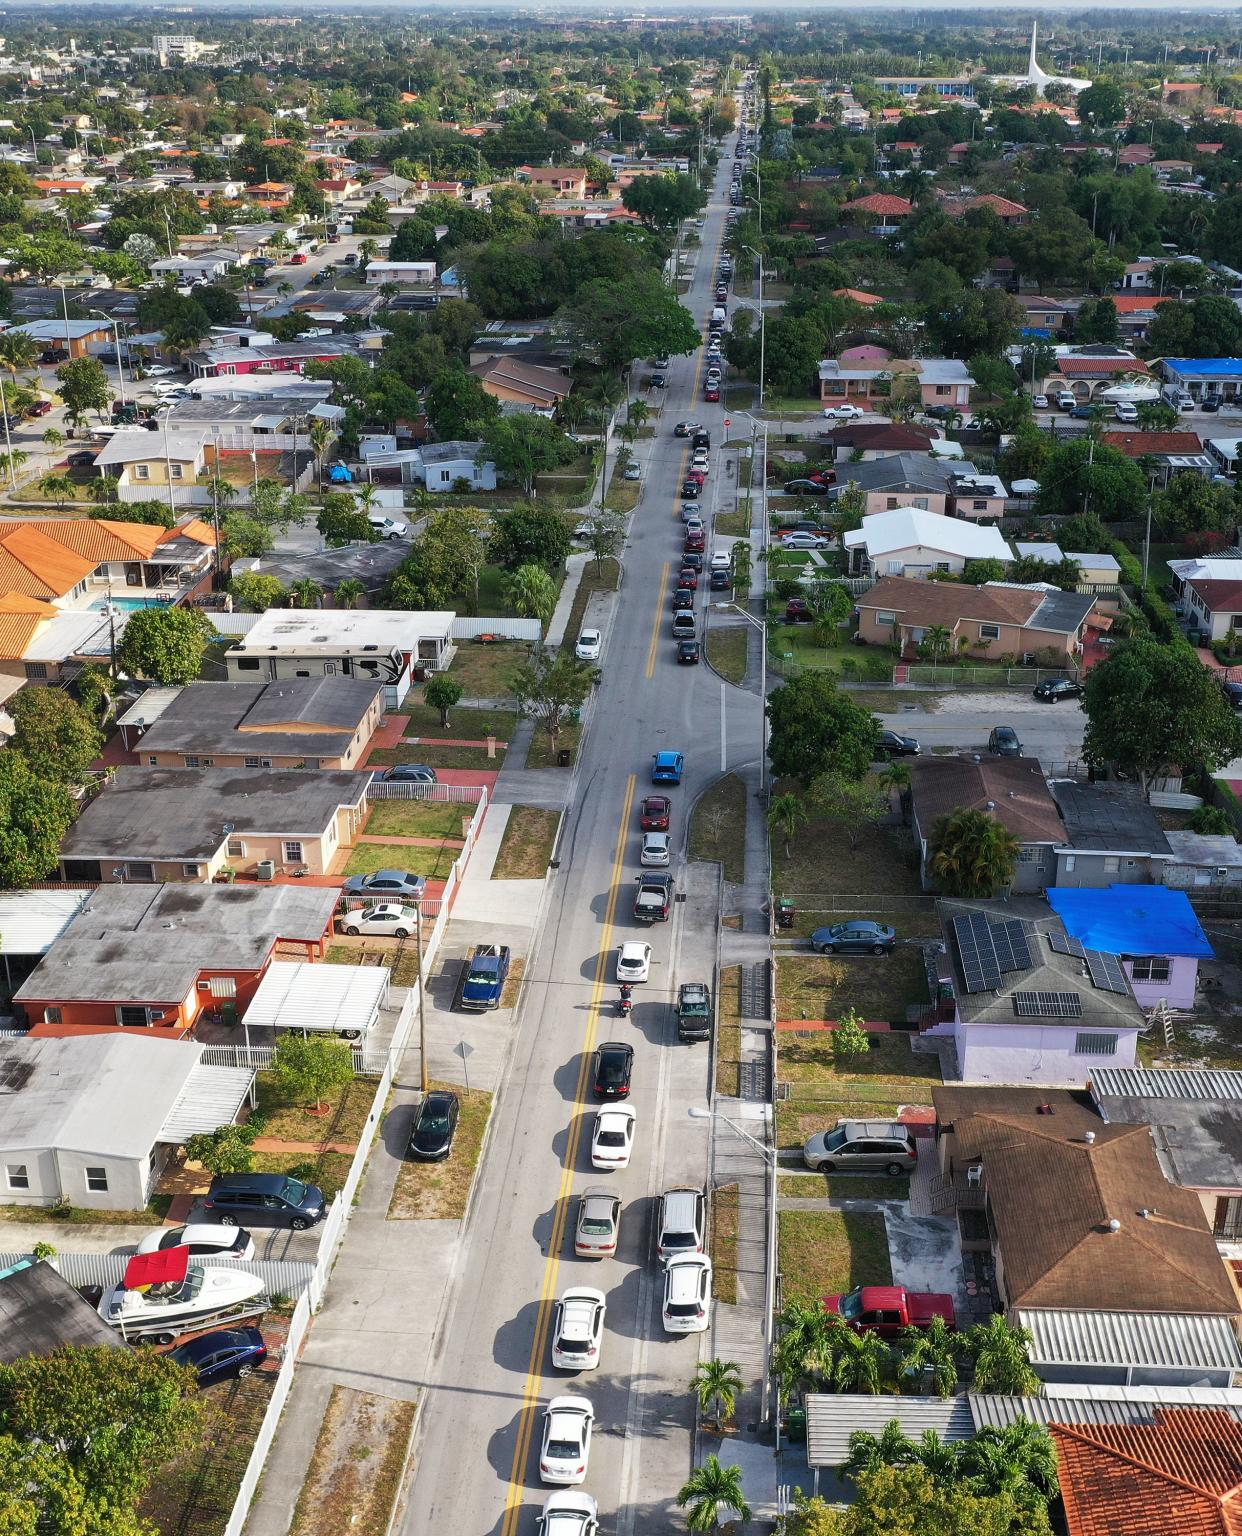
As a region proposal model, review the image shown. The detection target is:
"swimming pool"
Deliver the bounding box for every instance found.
[89,596,174,613]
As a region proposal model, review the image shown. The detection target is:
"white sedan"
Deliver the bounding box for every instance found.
[551,1287,606,1371]
[537,1492,599,1536]
[368,514,411,540]
[340,904,418,938]
[135,1223,255,1261]
[615,941,652,984]
[539,1396,594,1484]
[575,629,602,662]
[591,1105,636,1171]
[822,404,864,421]
[662,1253,713,1334]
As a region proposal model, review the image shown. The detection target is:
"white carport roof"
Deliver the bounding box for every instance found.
[243,960,389,1035]
[0,890,92,956]
[805,1393,975,1467]
[158,1063,255,1144]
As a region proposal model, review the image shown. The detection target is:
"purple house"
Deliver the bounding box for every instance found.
[926,900,1145,1085]
[1047,885,1213,1011]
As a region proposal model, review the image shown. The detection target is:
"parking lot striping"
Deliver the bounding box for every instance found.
[645,561,671,680]
[498,773,636,1536]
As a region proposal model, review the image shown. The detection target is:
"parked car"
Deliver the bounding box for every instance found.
[201,1172,325,1230]
[708,569,731,591]
[663,1254,712,1334]
[785,597,813,623]
[1032,393,1049,410]
[368,513,410,540]
[671,609,695,639]
[461,943,511,1010]
[784,479,830,496]
[1221,680,1242,712]
[575,629,602,662]
[623,462,641,481]
[66,450,97,468]
[342,869,428,898]
[408,1090,460,1161]
[1069,405,1097,421]
[802,1120,918,1175]
[656,1186,705,1263]
[780,531,832,550]
[551,1288,606,1371]
[592,1040,634,1100]
[39,348,69,364]
[988,725,1022,756]
[678,565,698,590]
[1201,394,1222,413]
[381,763,437,784]
[672,585,694,610]
[650,372,666,389]
[681,480,700,499]
[640,794,671,830]
[614,943,651,984]
[822,404,864,421]
[876,729,920,757]
[540,1396,594,1485]
[168,1327,267,1386]
[591,1104,636,1170]
[825,1285,955,1337]
[27,399,51,417]
[1113,401,1138,423]
[574,1187,621,1258]
[340,903,418,938]
[1033,676,1083,702]
[640,831,671,866]
[810,920,896,956]
[136,1223,255,1261]
[677,638,700,664]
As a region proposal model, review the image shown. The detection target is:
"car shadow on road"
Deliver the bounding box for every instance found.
[550,1108,591,1169]
[492,1297,544,1375]
[599,1262,649,1343]
[552,1052,586,1103]
[486,1405,529,1481]
[380,1098,417,1161]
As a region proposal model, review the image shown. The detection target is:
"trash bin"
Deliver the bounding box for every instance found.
[777,899,795,930]
[785,1407,807,1444]
[558,748,572,767]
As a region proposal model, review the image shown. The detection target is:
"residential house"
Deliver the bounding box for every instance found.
[1050,782,1175,890]
[94,429,209,502]
[1098,430,1211,488]
[827,455,1004,519]
[821,422,940,461]
[931,1086,1241,1372]
[1047,886,1213,1011]
[133,677,384,771]
[515,165,588,197]
[1173,570,1242,643]
[0,1258,124,1356]
[841,506,1012,579]
[163,394,344,451]
[0,601,115,691]
[15,881,339,1037]
[148,248,239,284]
[469,356,571,412]
[1015,295,1070,335]
[57,766,370,884]
[4,318,111,359]
[1117,144,1156,171]
[1053,1409,1242,1536]
[223,607,455,705]
[1163,830,1242,892]
[412,440,497,492]
[1012,542,1122,588]
[856,576,1096,661]
[941,192,1028,225]
[819,354,975,412]
[839,192,913,234]
[1109,294,1174,342]
[315,177,363,206]
[1162,357,1242,406]
[186,337,367,380]
[832,287,883,307]
[1089,1065,1242,1245]
[0,515,217,615]
[910,755,1065,894]
[1204,436,1242,479]
[1048,349,1152,403]
[349,174,419,207]
[362,260,437,287]
[0,1035,254,1210]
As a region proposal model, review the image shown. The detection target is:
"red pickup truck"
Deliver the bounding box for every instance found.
[823,1285,956,1338]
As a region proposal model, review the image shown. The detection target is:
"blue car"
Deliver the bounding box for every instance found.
[652,751,685,784]
[168,1327,267,1386]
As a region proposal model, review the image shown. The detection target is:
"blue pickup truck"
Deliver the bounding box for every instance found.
[460,944,512,1010]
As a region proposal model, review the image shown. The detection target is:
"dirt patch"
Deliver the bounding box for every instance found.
[290,1385,415,1536]
[387,1084,493,1220]
[492,805,560,879]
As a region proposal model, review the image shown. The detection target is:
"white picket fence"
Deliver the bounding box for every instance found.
[0,1251,315,1299]
[368,780,488,803]
[224,1288,311,1536]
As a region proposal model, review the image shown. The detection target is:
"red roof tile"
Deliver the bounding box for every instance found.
[1187,577,1242,613]
[843,193,913,216]
[1101,430,1203,457]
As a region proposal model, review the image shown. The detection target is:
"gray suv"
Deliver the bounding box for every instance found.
[802,1120,917,1176]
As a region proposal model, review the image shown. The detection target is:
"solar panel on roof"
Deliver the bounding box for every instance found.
[951,913,1001,992]
[1012,991,1083,1019]
[1085,948,1130,995]
[1047,931,1087,959]
[1001,920,1032,971]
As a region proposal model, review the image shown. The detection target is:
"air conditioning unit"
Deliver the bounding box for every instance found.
[256,859,276,881]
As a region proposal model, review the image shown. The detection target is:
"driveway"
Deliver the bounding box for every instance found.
[878,690,1087,767]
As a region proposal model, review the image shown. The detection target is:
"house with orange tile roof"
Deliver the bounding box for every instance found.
[516,165,588,198]
[841,192,913,233]
[0,515,217,615]
[833,288,884,307]
[1053,1408,1242,1536]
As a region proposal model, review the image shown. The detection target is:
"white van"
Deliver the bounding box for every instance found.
[710,306,726,324]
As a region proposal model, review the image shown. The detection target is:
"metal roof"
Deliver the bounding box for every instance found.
[1019,1309,1242,1372]
[0,890,91,956]
[969,1386,1242,1431]
[805,1394,975,1466]
[243,960,389,1035]
[1090,1067,1242,1103]
[158,1062,254,1143]
[115,686,183,730]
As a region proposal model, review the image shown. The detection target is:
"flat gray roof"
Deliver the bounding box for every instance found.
[0,1261,122,1360]
[59,766,370,863]
[232,540,406,594]
[1090,1065,1242,1189]
[1029,589,1098,635]
[16,882,342,1005]
[1052,781,1173,856]
[970,1386,1242,1431]
[137,677,382,759]
[806,1394,974,1467]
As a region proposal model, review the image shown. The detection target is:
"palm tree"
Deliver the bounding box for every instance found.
[840,1420,914,1482]
[354,481,380,517]
[966,1314,1041,1396]
[41,426,64,471]
[766,791,807,855]
[289,577,323,609]
[961,1421,1058,1500]
[86,474,121,506]
[0,447,29,483]
[628,398,651,430]
[831,1323,889,1394]
[692,1359,744,1429]
[37,472,74,506]
[676,1456,751,1533]
[899,1314,958,1397]
[921,623,951,660]
[877,758,911,808]
[929,807,1021,899]
[772,1300,836,1406]
[910,1428,963,1484]
[505,563,558,627]
[335,577,365,609]
[309,418,333,483]
[0,330,39,379]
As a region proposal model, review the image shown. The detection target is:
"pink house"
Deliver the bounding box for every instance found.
[819,352,974,410]
[1047,886,1212,1012]
[188,341,364,379]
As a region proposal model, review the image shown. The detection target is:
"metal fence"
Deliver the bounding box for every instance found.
[450,616,542,642]
[0,1251,315,1297]
[894,664,1081,688]
[368,780,488,803]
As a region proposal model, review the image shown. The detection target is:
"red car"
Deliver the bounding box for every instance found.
[678,566,699,589]
[686,469,706,485]
[289,252,308,265]
[785,598,813,623]
[640,795,671,831]
[704,386,720,402]
[27,400,51,417]
[684,530,705,552]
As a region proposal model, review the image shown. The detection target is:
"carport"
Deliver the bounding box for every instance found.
[0,890,93,997]
[243,960,389,1042]
[159,1061,257,1142]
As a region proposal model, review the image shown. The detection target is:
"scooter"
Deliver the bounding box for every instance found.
[618,985,633,1017]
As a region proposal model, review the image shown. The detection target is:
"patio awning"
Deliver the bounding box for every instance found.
[158,1064,255,1144]
[243,960,388,1037]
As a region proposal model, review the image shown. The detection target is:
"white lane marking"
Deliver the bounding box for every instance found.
[720,680,727,772]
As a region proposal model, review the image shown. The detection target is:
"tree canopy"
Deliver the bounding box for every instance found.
[766,674,879,784]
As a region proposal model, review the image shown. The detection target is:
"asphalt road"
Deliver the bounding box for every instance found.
[400,147,763,1536]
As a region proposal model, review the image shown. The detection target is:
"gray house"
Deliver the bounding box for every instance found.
[1050,781,1174,888]
[910,756,1064,893]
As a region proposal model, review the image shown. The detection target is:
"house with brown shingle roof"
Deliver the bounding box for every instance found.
[468,355,571,411]
[1053,1408,1242,1536]
[909,756,1065,893]
[856,574,1096,662]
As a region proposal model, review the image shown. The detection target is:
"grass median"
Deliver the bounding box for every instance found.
[562,556,620,652]
[707,624,748,684]
[714,964,744,1098]
[689,772,747,882]
[493,805,560,878]
[710,1183,740,1305]
[388,1084,493,1220]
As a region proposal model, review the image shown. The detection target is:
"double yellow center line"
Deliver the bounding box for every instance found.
[498,772,637,1536]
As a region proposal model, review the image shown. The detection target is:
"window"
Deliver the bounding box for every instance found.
[125,863,155,882]
[85,1167,108,1193]
[875,611,897,627]
[184,755,200,768]
[935,561,951,573]
[6,1165,28,1191]
[134,464,150,480]
[43,1007,61,1025]
[323,661,337,675]
[1074,1032,1118,1056]
[24,662,47,680]
[1018,847,1042,863]
[182,863,201,877]
[886,560,903,575]
[283,840,304,863]
[169,464,183,480]
[148,755,158,766]
[226,838,246,858]
[235,658,261,671]
[971,500,987,511]
[935,384,950,396]
[244,757,261,769]
[1129,956,1171,982]
[979,624,1000,640]
[117,1005,150,1027]
[439,469,452,484]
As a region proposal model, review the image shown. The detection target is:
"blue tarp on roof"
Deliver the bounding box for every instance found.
[1047,885,1213,959]
[1164,358,1242,379]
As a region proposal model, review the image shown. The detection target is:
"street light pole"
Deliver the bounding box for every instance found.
[91,310,125,408]
[689,1106,777,1432]
[415,898,429,1094]
[744,244,765,409]
[158,405,176,518]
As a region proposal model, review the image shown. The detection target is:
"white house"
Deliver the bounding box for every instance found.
[363,260,437,287]
[842,506,1013,579]
[148,248,240,284]
[414,440,497,492]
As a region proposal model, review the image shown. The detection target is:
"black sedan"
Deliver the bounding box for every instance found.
[784,479,830,496]
[1222,680,1242,712]
[168,1328,267,1386]
[66,450,98,469]
[1033,677,1083,703]
[408,1090,460,1161]
[680,480,701,499]
[877,730,920,757]
[677,639,700,665]
[592,1041,634,1100]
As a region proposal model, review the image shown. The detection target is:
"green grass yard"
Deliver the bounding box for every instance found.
[345,842,460,881]
[363,801,469,841]
[778,1209,892,1307]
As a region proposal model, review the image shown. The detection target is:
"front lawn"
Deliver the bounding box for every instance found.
[715,506,751,536]
[345,841,460,881]
[492,805,560,878]
[772,816,924,908]
[253,1071,379,1146]
[775,950,930,1025]
[689,772,747,882]
[364,800,470,841]
[368,742,503,770]
[527,718,581,769]
[387,1084,493,1220]
[768,626,894,683]
[395,702,518,743]
[778,1029,942,1086]
[779,1173,911,1201]
[250,1149,355,1202]
[446,640,529,699]
[778,1209,892,1307]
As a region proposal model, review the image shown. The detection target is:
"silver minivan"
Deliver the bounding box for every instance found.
[802,1120,917,1175]
[671,610,695,639]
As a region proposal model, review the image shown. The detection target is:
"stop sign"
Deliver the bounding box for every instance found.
[724,417,732,428]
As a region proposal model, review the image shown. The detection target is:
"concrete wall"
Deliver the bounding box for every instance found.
[0,1144,147,1209]
[954,1020,1139,1084]
[1053,851,1166,889]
